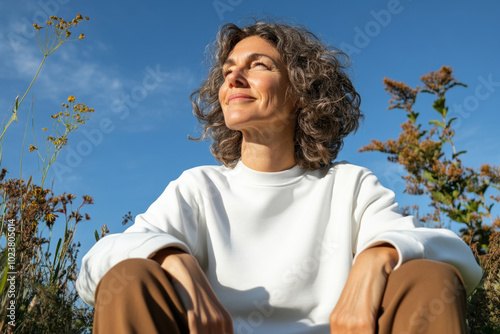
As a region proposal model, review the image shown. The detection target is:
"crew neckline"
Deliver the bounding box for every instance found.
[229,160,306,186]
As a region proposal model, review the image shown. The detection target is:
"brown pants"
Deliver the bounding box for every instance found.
[93,259,467,334]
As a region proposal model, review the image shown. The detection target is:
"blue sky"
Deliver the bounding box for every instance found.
[1,1,499,269]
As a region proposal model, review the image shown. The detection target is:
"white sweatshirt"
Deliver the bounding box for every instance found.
[76,161,482,333]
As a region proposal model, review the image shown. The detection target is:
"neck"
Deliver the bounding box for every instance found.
[240,133,296,172]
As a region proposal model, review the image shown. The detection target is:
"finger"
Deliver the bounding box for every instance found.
[209,312,232,334]
[221,313,234,334]
[187,310,200,334]
[219,307,233,334]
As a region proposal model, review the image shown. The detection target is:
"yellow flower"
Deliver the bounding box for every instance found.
[28,145,38,152]
[83,195,94,204]
[76,13,83,20]
[42,128,48,131]
[66,31,71,38]
[51,114,59,119]
[67,95,76,103]
[46,20,53,25]
[32,23,42,30]
[79,33,85,40]
[45,213,57,223]
[50,15,58,20]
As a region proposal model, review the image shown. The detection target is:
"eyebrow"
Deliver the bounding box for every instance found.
[223,53,279,67]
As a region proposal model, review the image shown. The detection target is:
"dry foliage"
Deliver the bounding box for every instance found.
[360,66,500,332]
[0,14,94,333]
[0,170,94,333]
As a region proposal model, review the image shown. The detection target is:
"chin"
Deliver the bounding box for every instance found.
[224,122,246,132]
[223,114,250,130]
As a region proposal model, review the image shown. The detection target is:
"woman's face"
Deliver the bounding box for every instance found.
[218,36,296,140]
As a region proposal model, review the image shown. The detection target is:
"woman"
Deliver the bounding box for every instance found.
[77,20,482,334]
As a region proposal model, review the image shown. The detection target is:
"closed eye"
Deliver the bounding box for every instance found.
[252,61,269,69]
[222,61,271,78]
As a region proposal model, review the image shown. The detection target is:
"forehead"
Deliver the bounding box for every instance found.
[227,36,281,61]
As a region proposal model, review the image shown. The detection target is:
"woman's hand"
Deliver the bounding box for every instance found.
[152,248,233,334]
[329,244,398,334]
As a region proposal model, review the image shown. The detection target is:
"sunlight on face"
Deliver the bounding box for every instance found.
[218,36,296,139]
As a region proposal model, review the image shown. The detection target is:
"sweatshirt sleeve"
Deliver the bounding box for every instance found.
[350,167,482,295]
[76,171,204,306]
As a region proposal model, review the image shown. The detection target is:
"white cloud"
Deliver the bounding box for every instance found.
[0,19,198,138]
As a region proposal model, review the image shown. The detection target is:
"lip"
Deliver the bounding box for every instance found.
[228,93,255,104]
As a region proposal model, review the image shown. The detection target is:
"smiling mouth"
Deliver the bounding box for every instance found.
[228,93,255,104]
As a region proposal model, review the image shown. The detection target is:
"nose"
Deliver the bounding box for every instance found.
[226,68,248,88]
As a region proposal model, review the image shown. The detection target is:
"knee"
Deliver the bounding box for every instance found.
[381,260,468,333]
[392,259,466,298]
[95,258,165,308]
[399,260,463,282]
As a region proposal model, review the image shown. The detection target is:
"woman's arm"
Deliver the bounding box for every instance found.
[348,166,482,294]
[330,244,398,334]
[77,171,206,307]
[328,164,481,333]
[152,248,233,334]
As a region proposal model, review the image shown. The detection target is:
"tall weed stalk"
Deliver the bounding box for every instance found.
[0,14,95,333]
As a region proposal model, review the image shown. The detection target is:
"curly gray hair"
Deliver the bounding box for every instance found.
[190,20,363,170]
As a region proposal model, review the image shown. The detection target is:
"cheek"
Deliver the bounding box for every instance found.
[267,85,286,107]
[218,85,226,107]
[254,79,277,102]
[265,77,286,98]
